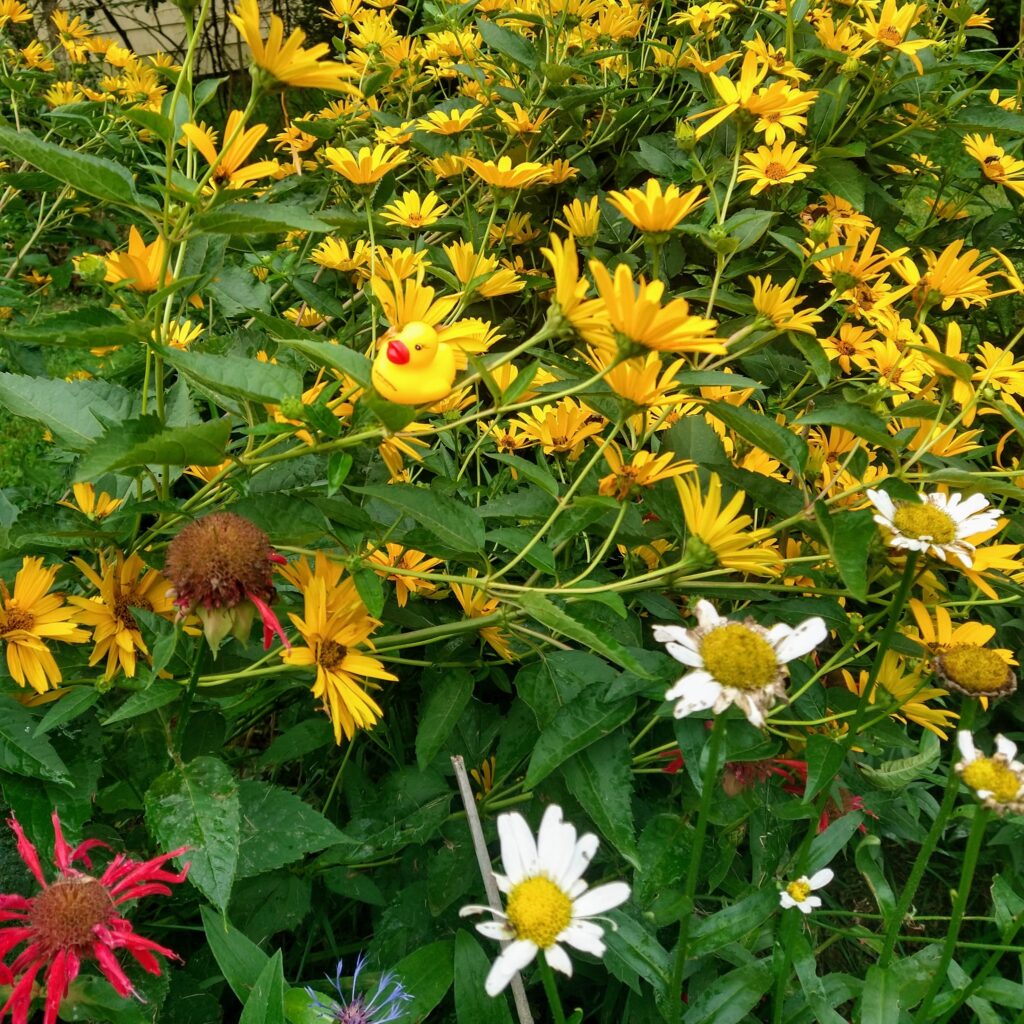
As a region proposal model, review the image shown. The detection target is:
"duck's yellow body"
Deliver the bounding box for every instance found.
[371,321,457,406]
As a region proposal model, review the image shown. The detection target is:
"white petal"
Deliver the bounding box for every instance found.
[494,873,512,894]
[538,805,575,882]
[665,670,716,701]
[996,735,1018,760]
[944,492,990,520]
[807,868,833,890]
[957,731,977,761]
[558,833,598,891]
[779,892,796,908]
[733,693,765,728]
[652,624,697,648]
[484,940,537,997]
[544,943,573,977]
[476,921,515,940]
[958,512,1001,537]
[764,622,794,646]
[572,881,630,918]
[694,599,725,629]
[671,677,722,719]
[867,489,896,520]
[803,895,822,909]
[797,900,814,914]
[773,617,828,663]
[498,812,537,883]
[460,904,498,918]
[561,920,607,957]
[661,640,705,668]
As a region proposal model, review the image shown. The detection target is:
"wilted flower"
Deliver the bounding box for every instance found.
[955,732,1024,814]
[460,805,630,995]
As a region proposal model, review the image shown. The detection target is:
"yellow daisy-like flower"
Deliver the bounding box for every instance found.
[589,261,725,355]
[45,83,83,109]
[737,141,815,195]
[444,241,523,298]
[540,234,613,351]
[282,577,396,744]
[68,553,177,680]
[228,0,356,92]
[462,156,551,190]
[451,570,514,662]
[312,237,372,277]
[380,190,449,229]
[749,275,822,334]
[843,652,957,739]
[416,105,483,135]
[324,144,408,185]
[58,482,123,520]
[103,226,170,293]
[963,134,1024,199]
[859,0,935,74]
[0,0,32,26]
[820,324,876,373]
[495,102,551,135]
[556,197,601,244]
[366,543,443,607]
[606,180,705,236]
[676,473,782,576]
[598,444,694,501]
[19,41,55,71]
[0,557,89,693]
[181,110,280,189]
[514,399,606,459]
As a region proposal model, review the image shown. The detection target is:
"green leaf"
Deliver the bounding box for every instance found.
[1,307,143,348]
[145,756,240,911]
[0,373,133,449]
[0,697,70,783]
[794,403,897,451]
[802,733,847,803]
[815,505,875,602]
[200,905,270,1004]
[721,209,775,252]
[604,910,671,995]
[688,889,778,956]
[682,962,773,1024]
[102,681,181,725]
[264,334,373,389]
[161,348,303,404]
[475,17,539,67]
[454,930,515,1024]
[858,731,940,790]
[516,592,651,676]
[812,158,866,208]
[235,780,344,878]
[789,333,832,387]
[953,104,1024,134]
[855,834,896,919]
[352,566,385,618]
[706,401,807,473]
[563,731,638,863]
[391,940,455,1020]
[791,932,848,1024]
[193,204,331,235]
[0,125,153,210]
[239,952,286,1024]
[75,415,231,480]
[351,484,485,552]
[861,965,901,1024]
[207,266,272,316]
[416,668,474,770]
[34,688,100,736]
[490,453,559,496]
[525,690,636,788]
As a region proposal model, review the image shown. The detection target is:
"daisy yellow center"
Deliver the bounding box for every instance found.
[30,876,115,953]
[785,880,811,902]
[891,503,956,544]
[961,757,1022,802]
[505,876,573,949]
[764,161,788,181]
[318,639,348,671]
[940,645,1010,692]
[700,624,778,690]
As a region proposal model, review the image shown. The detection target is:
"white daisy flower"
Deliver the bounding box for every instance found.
[459,804,631,996]
[652,599,828,728]
[779,868,834,914]
[955,731,1024,815]
[866,489,1002,569]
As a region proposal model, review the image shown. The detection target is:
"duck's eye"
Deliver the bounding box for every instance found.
[414,344,422,351]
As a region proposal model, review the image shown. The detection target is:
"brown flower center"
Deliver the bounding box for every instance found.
[30,876,115,953]
[114,591,153,631]
[2,606,35,632]
[879,25,903,44]
[318,639,348,671]
[764,161,788,181]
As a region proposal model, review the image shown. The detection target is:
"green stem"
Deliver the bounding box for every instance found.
[879,699,977,967]
[914,804,991,1020]
[173,639,205,753]
[667,716,727,1022]
[536,955,567,1024]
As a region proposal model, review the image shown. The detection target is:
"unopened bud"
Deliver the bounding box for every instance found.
[675,121,697,152]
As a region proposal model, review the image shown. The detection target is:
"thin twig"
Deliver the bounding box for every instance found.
[452,755,534,1024]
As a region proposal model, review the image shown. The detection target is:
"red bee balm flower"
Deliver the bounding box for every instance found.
[164,511,291,653]
[0,812,189,1024]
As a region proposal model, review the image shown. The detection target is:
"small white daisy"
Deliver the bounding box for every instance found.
[866,489,1002,569]
[955,731,1024,815]
[779,868,834,913]
[652,599,828,728]
[460,805,631,996]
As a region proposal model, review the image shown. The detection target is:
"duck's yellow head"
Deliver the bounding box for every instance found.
[385,321,439,369]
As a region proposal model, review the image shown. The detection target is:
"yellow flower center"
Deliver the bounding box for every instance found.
[764,161,788,181]
[962,757,1022,803]
[318,639,349,671]
[785,880,811,903]
[939,645,1011,693]
[699,624,778,690]
[505,876,573,949]
[891,502,956,544]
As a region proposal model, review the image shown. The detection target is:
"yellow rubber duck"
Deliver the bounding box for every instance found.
[371,321,457,406]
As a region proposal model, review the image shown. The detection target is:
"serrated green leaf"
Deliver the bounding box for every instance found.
[235,780,344,878]
[688,889,778,957]
[160,348,303,404]
[802,733,847,803]
[102,681,181,725]
[858,731,940,790]
[683,962,773,1024]
[352,566,385,618]
[1,308,144,348]
[145,756,239,911]
[276,336,374,388]
[351,484,485,552]
[34,687,100,737]
[794,404,897,451]
[416,668,474,770]
[75,415,231,480]
[475,17,538,67]
[813,158,866,208]
[193,204,331,235]
[707,401,807,473]
[0,697,70,783]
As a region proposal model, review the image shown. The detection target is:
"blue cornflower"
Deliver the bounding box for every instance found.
[306,954,412,1024]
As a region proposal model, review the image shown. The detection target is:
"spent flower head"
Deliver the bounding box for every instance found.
[956,732,1024,815]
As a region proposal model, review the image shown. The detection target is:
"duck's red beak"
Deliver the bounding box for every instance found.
[386,338,410,364]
